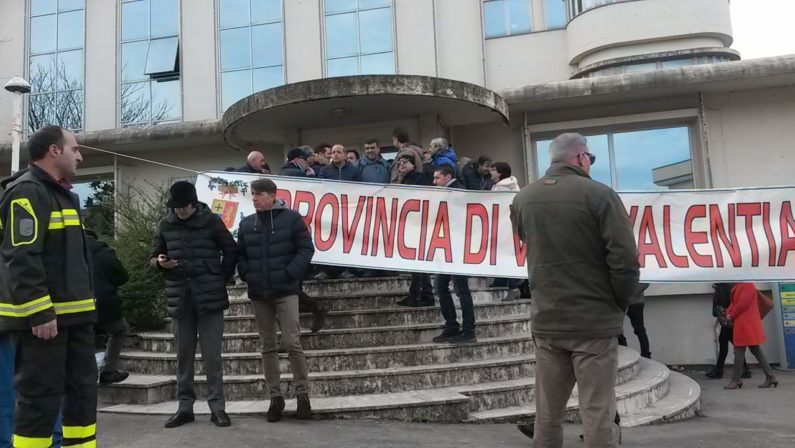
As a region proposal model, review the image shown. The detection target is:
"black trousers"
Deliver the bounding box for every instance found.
[13,323,97,447]
[408,273,434,302]
[617,303,651,358]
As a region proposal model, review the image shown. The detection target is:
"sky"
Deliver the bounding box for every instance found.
[730,0,795,59]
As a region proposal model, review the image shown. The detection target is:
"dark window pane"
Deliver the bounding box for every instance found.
[57,49,83,90]
[545,0,566,28]
[55,89,83,130]
[484,0,506,38]
[252,23,282,67]
[220,0,250,28]
[121,40,150,82]
[30,14,57,54]
[121,81,151,124]
[325,0,356,14]
[122,0,149,41]
[151,79,181,122]
[58,0,84,11]
[29,54,56,93]
[221,27,251,70]
[151,0,179,37]
[359,8,391,54]
[252,0,281,23]
[327,57,358,77]
[221,70,252,111]
[613,127,692,191]
[360,52,393,74]
[31,0,57,16]
[253,66,283,92]
[359,0,391,9]
[326,13,358,58]
[28,93,56,133]
[508,0,531,34]
[145,37,179,74]
[57,10,84,50]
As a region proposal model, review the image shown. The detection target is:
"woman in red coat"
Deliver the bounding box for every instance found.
[721,283,778,389]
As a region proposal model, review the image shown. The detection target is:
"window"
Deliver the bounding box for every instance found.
[545,0,567,29]
[535,125,694,191]
[324,0,395,77]
[568,0,625,17]
[28,0,85,132]
[219,0,284,111]
[484,0,532,38]
[582,56,735,78]
[120,0,182,127]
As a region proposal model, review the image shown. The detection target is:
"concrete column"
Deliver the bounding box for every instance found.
[84,0,118,131]
[0,1,27,142]
[285,0,323,83]
[418,114,444,150]
[181,0,218,121]
[434,0,485,86]
[394,0,436,76]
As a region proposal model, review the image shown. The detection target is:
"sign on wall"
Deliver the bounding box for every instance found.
[195,171,795,282]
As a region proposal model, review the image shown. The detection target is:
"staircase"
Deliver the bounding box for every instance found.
[98,276,700,425]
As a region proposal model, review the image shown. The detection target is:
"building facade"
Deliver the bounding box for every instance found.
[1,0,793,365]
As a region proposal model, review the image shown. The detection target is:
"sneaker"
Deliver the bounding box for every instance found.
[339,270,356,279]
[267,396,285,423]
[310,304,329,333]
[501,289,521,302]
[99,369,129,385]
[432,327,461,343]
[449,330,477,344]
[296,394,312,420]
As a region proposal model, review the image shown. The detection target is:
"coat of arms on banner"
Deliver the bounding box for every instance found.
[211,199,239,229]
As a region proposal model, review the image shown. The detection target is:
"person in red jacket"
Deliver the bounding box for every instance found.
[718,283,778,389]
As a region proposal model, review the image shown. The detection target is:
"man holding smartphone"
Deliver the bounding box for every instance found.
[149,181,238,428]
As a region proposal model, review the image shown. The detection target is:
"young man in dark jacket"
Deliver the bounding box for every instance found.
[356,138,391,184]
[237,178,315,423]
[319,145,360,181]
[149,181,238,428]
[87,231,130,385]
[461,155,494,191]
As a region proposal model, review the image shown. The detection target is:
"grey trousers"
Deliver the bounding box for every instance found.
[171,307,225,413]
[533,337,620,448]
[251,295,309,398]
[96,318,128,373]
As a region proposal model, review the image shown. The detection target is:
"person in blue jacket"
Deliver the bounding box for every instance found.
[429,138,458,171]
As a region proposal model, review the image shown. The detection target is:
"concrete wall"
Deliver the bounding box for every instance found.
[452,121,526,185]
[84,0,117,131]
[704,85,795,188]
[395,0,437,77]
[485,30,571,90]
[434,0,485,86]
[181,0,218,121]
[285,0,323,83]
[0,1,26,149]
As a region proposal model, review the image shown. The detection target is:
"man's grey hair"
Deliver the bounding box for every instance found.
[549,133,588,163]
[431,137,448,149]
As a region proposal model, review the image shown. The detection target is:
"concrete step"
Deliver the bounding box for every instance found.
[226,290,511,315]
[136,315,532,353]
[228,276,499,300]
[465,358,677,424]
[212,301,531,332]
[619,372,701,427]
[100,389,473,422]
[99,356,533,405]
[120,334,534,376]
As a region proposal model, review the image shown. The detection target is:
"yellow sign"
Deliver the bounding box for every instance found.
[783,299,795,306]
[785,320,795,328]
[782,292,795,299]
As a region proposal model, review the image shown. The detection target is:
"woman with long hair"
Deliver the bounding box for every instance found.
[717,283,778,389]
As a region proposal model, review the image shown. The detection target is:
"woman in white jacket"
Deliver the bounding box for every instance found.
[489,162,524,301]
[490,162,520,192]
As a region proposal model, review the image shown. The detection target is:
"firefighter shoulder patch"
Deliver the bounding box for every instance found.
[11,198,38,247]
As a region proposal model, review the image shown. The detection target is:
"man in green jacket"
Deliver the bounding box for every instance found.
[511,133,639,448]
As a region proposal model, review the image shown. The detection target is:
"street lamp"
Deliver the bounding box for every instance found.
[4,76,31,175]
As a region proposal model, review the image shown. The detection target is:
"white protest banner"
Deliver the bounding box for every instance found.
[195,171,795,282]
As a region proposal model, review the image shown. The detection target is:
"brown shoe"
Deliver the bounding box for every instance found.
[724,380,743,390]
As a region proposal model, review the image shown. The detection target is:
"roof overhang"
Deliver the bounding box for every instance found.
[222,75,510,150]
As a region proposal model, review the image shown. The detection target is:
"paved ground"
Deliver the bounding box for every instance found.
[97,368,795,447]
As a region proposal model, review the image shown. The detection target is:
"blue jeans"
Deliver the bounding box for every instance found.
[0,334,62,448]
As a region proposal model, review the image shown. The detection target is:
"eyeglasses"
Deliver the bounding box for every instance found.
[581,152,596,164]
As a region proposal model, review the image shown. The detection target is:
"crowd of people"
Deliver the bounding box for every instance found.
[0,125,782,448]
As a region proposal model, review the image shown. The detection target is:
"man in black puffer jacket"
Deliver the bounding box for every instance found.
[149,181,237,429]
[237,178,315,423]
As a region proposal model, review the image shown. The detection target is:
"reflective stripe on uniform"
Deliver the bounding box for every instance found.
[12,434,52,448]
[10,198,38,246]
[0,295,53,317]
[62,440,96,448]
[62,424,96,439]
[53,298,95,315]
[48,209,81,230]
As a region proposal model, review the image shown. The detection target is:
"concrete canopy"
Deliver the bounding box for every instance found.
[222,75,510,150]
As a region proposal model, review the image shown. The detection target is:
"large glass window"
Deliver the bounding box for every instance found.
[568,0,625,17]
[28,0,85,132]
[324,0,394,77]
[545,0,567,29]
[219,0,284,111]
[534,125,694,191]
[484,0,532,38]
[120,0,182,127]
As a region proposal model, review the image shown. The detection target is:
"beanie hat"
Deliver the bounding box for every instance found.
[287,147,313,161]
[167,181,198,208]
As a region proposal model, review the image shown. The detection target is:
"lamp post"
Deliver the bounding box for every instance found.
[4,75,31,175]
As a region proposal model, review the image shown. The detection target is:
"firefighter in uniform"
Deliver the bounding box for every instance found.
[0,125,97,448]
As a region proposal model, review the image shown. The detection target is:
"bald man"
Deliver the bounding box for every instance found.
[236,151,271,174]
